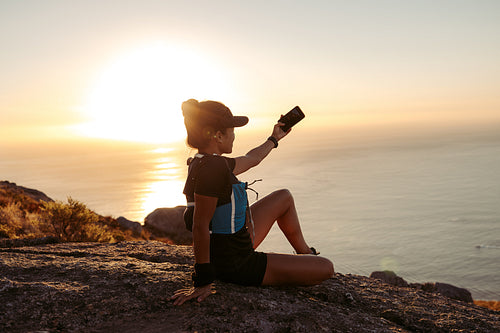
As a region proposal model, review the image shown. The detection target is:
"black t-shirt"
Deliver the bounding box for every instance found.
[183,154,236,205]
[183,154,247,234]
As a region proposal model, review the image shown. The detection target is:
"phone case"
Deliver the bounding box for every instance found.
[280,106,305,132]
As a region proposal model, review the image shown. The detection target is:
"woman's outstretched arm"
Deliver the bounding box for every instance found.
[233,122,289,175]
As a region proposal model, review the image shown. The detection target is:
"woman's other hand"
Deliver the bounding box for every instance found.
[171,284,214,306]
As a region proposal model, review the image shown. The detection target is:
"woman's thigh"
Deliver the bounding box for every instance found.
[249,189,291,247]
[261,253,334,286]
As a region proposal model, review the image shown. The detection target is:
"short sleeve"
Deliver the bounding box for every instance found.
[194,156,232,198]
[225,157,236,172]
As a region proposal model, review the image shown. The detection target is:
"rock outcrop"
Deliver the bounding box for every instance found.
[117,216,143,235]
[144,206,192,245]
[1,241,498,332]
[370,270,409,288]
[0,181,53,203]
[420,282,474,303]
[370,270,474,303]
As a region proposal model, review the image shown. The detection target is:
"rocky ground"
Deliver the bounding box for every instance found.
[1,241,499,333]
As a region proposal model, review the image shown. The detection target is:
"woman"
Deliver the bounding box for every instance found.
[172,99,334,306]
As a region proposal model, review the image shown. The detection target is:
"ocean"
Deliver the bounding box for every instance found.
[2,124,499,300]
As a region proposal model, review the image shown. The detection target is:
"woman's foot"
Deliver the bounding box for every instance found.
[310,247,320,255]
[294,247,320,255]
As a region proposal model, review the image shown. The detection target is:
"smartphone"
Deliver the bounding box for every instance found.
[279,106,305,132]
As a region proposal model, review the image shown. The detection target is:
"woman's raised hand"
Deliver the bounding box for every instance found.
[171,284,214,306]
[272,119,290,141]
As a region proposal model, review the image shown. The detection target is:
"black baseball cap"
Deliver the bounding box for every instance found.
[199,100,248,128]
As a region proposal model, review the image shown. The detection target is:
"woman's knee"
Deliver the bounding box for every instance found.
[310,256,334,281]
[272,189,294,205]
[321,257,335,279]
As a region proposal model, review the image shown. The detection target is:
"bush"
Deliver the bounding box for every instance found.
[0,185,146,243]
[0,187,44,213]
[0,202,44,239]
[41,198,95,241]
[41,198,128,242]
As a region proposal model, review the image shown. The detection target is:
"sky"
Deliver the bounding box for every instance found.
[1,0,499,144]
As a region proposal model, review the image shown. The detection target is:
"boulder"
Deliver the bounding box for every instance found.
[116,216,142,235]
[144,206,192,245]
[370,271,409,287]
[421,282,473,303]
[370,271,472,303]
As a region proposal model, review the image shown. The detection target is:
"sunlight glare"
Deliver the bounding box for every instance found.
[141,179,186,216]
[140,152,187,215]
[77,42,232,143]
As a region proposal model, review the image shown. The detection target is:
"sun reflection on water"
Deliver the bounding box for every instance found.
[139,148,188,219]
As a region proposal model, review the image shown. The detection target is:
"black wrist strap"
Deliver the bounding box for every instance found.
[267,136,278,148]
[192,263,215,287]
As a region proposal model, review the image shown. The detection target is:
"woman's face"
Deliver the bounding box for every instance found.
[220,127,235,154]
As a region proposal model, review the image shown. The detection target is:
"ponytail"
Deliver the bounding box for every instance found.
[182,99,200,119]
[182,99,226,149]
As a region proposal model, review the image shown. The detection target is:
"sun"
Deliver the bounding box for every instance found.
[77,42,233,143]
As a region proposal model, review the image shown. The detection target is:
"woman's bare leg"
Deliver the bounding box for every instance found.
[249,189,334,285]
[250,189,311,253]
[262,253,334,285]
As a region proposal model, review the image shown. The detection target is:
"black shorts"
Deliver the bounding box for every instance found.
[210,227,268,286]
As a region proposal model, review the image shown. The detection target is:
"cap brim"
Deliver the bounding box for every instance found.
[233,116,249,127]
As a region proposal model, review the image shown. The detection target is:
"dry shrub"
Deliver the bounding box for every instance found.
[41,198,131,242]
[0,187,44,213]
[1,186,145,243]
[0,186,46,240]
[0,202,44,239]
[41,198,98,241]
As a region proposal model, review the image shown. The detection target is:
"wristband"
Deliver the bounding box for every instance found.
[192,263,215,287]
[267,136,278,148]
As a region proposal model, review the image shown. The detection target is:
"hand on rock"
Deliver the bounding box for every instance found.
[171,284,214,306]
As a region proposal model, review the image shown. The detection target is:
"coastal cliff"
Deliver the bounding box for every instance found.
[0,241,499,332]
[1,181,499,332]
